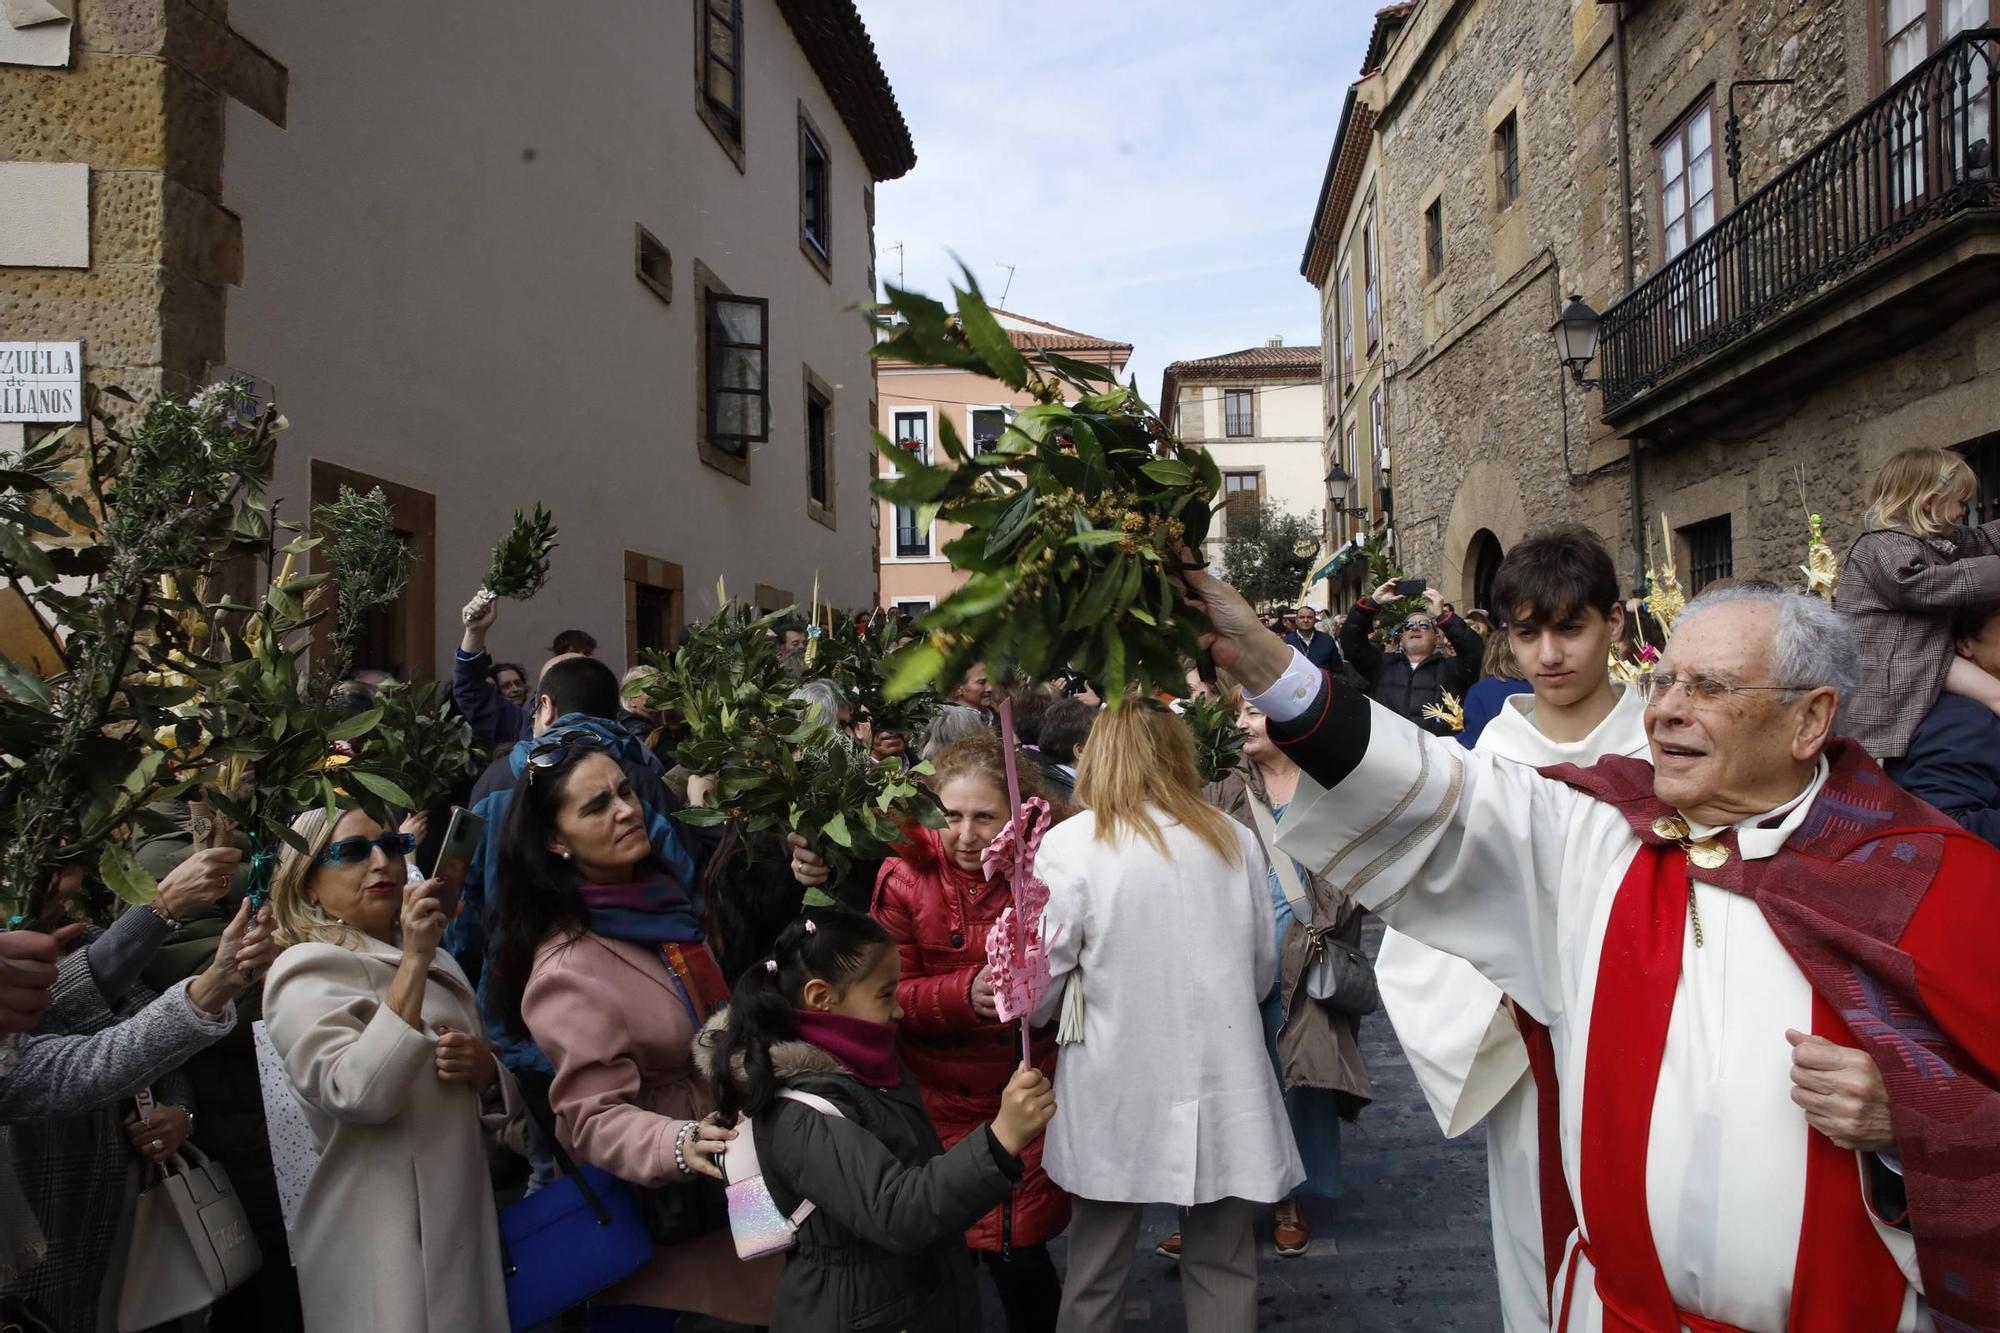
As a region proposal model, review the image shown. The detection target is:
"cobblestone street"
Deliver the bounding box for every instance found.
[1001,920,1504,1330]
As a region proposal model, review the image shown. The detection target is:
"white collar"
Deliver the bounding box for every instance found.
[1685,756,1831,862]
[1482,682,1649,765]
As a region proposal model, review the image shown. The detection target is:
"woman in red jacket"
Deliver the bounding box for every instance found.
[872,735,1069,1329]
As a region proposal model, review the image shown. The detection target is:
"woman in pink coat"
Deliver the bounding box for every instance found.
[485,733,781,1330]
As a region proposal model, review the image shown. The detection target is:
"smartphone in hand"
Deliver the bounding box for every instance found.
[430,807,484,918]
[1393,577,1427,597]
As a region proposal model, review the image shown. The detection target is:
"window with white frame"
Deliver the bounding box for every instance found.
[1339,267,1355,390]
[1370,385,1386,479]
[800,110,831,264]
[888,408,933,558]
[890,408,929,467]
[1362,208,1380,350]
[1658,102,1717,261]
[969,406,1010,455]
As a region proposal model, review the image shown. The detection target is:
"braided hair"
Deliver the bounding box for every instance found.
[708,908,892,1118]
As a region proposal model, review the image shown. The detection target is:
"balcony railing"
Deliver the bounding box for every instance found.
[1599,30,2000,414]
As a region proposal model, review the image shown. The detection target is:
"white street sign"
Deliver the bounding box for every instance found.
[0,341,82,422]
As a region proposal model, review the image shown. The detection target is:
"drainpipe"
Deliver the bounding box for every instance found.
[1612,0,1646,592]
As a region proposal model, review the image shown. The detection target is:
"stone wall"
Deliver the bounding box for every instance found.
[1640,297,2000,586]
[0,0,284,405]
[1368,0,1996,610]
[1617,0,1862,278]
[1375,0,1625,601]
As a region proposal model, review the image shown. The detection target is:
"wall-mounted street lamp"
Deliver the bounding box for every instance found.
[1325,463,1371,521]
[1551,292,1604,388]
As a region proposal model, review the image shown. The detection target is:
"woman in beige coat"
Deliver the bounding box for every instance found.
[262,808,518,1333]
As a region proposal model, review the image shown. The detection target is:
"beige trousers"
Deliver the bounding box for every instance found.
[1056,1196,1260,1333]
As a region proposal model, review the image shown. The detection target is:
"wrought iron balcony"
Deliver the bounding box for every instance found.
[1599,30,2000,416]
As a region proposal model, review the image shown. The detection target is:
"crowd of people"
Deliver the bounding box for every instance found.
[0,443,1995,1331]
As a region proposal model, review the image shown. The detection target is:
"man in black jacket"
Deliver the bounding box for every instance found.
[1283,604,1342,670]
[1338,580,1483,734]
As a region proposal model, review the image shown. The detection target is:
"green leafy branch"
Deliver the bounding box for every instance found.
[483,503,559,600]
[312,484,412,691]
[868,269,1219,708]
[0,381,279,923]
[634,593,942,888]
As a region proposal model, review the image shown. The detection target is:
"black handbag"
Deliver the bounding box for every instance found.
[637,1174,729,1247]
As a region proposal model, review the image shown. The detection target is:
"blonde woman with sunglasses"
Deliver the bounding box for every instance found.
[262,807,518,1333]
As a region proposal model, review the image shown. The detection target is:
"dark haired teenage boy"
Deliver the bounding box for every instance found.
[1376,525,1647,1333]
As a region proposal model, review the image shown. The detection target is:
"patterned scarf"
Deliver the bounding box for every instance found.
[579,877,730,1021]
[1540,739,2000,1330]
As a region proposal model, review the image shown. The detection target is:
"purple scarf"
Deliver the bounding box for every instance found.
[794,1011,901,1088]
[576,875,703,945]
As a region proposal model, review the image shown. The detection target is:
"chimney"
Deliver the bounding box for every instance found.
[1264,335,1284,348]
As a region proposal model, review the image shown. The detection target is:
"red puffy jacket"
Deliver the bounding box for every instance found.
[871,825,1069,1252]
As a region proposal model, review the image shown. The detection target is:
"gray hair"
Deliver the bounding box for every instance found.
[788,678,848,730]
[1674,584,1861,703]
[920,704,990,762]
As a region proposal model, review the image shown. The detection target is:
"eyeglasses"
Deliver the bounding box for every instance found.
[525,728,608,782]
[1401,618,1435,632]
[316,832,418,866]
[1635,671,1803,708]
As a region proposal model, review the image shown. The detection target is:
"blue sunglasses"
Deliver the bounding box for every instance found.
[315,832,418,866]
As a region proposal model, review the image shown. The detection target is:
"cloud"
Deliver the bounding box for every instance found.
[858,0,1375,401]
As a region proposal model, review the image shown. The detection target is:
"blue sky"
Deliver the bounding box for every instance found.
[857,0,1378,407]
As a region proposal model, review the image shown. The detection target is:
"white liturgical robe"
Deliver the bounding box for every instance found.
[1253,663,1927,1332]
[1376,683,1650,1333]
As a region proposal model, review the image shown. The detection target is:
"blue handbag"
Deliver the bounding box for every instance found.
[498,1113,653,1332]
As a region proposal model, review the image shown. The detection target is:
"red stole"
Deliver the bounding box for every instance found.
[1557,845,1907,1332]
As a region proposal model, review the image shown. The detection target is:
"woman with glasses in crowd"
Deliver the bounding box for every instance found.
[487,732,780,1332]
[262,808,518,1333]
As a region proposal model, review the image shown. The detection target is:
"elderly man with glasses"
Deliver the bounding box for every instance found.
[1337,580,1485,735]
[1185,572,2000,1332]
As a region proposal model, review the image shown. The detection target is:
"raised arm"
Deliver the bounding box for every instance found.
[1847,531,2000,612]
[1339,595,1385,681]
[264,945,432,1126]
[1438,611,1485,695]
[0,982,233,1120]
[1187,566,1579,1023]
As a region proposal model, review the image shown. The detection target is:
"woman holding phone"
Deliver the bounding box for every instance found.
[486,733,781,1330]
[262,808,518,1333]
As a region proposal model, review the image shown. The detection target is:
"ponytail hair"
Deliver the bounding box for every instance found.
[708,908,893,1119]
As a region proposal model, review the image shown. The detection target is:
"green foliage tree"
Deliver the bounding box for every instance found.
[1219,501,1322,612]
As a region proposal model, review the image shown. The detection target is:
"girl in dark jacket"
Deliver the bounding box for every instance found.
[699,910,1055,1333]
[871,737,1069,1328]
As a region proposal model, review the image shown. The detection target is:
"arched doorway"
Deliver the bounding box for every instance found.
[1467,528,1505,614]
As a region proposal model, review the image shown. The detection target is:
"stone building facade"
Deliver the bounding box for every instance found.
[1302,5,1407,609]
[1160,341,1328,598]
[1329,0,2000,614]
[1,0,915,674]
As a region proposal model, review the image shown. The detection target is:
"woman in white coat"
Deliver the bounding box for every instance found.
[262,808,518,1333]
[1034,701,1304,1333]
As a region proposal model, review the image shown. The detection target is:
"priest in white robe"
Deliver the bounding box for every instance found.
[1187,570,2000,1333]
